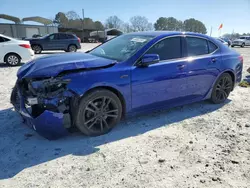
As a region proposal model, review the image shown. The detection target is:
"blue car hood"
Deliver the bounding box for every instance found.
[17,53,116,79]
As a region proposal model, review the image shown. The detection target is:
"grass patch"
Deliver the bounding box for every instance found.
[239,80,250,87]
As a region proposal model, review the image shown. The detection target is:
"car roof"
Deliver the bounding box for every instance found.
[126,31,211,39]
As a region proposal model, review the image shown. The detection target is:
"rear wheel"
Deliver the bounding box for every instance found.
[5,53,21,66]
[210,73,233,104]
[75,89,122,136]
[67,44,77,52]
[231,45,234,47]
[32,45,42,54]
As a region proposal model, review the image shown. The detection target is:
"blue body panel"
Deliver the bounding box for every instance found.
[14,31,242,139]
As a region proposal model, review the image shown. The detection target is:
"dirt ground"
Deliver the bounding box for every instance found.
[0,45,249,188]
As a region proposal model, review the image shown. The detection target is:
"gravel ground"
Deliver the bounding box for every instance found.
[0,45,249,188]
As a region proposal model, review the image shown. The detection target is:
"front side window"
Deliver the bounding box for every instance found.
[186,37,209,56]
[146,37,182,61]
[89,34,154,61]
[48,34,58,40]
[239,37,246,39]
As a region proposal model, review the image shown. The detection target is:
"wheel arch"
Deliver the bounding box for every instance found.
[31,44,43,50]
[205,69,236,99]
[4,52,21,62]
[82,86,126,118]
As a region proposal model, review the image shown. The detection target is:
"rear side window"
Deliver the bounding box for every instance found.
[208,41,218,53]
[57,33,67,39]
[146,37,182,61]
[67,34,75,39]
[186,37,209,56]
[0,37,10,43]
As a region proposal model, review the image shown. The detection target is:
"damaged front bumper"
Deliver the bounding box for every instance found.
[10,79,75,139]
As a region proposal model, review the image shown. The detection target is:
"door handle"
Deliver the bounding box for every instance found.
[211,58,217,63]
[177,64,185,70]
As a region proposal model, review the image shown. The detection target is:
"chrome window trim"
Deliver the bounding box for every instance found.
[134,34,220,66]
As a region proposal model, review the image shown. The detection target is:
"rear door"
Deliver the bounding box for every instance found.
[184,36,221,99]
[58,33,70,49]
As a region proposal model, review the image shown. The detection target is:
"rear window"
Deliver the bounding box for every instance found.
[186,37,209,56]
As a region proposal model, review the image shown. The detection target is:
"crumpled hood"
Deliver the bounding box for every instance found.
[17,53,116,79]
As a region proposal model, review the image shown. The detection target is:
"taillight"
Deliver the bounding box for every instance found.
[77,37,81,43]
[239,55,243,63]
[19,44,31,49]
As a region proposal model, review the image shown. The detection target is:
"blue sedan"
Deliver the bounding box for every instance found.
[11,31,243,139]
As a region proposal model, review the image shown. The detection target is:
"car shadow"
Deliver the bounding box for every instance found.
[0,62,25,68]
[0,99,230,179]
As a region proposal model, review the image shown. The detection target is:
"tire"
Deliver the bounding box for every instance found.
[67,44,77,52]
[75,89,122,136]
[231,45,234,47]
[32,45,42,54]
[241,43,245,48]
[210,73,233,104]
[5,53,21,66]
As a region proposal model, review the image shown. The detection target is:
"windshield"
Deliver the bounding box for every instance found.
[89,34,154,61]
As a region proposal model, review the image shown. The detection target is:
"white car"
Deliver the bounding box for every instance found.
[0,34,34,66]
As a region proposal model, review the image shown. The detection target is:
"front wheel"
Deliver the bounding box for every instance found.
[210,73,233,104]
[75,89,122,136]
[241,43,245,48]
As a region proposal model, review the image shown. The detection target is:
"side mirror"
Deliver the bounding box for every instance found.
[138,54,160,67]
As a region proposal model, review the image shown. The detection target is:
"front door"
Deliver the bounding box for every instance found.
[44,33,61,50]
[131,36,190,112]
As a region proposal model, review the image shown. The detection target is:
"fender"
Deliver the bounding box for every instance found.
[204,68,236,99]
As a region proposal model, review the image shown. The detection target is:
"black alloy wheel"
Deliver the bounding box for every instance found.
[210,73,233,104]
[75,89,122,136]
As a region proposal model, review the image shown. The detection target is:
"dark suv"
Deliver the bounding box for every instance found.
[27,33,81,54]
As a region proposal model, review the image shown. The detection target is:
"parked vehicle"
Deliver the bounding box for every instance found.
[11,31,243,139]
[32,34,42,38]
[215,38,228,46]
[231,36,250,47]
[26,33,81,54]
[220,38,232,46]
[0,34,34,66]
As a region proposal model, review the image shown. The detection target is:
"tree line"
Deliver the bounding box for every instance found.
[54,11,207,34]
[223,32,250,40]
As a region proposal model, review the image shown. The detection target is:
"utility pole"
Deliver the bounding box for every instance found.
[82,9,84,42]
[210,26,213,36]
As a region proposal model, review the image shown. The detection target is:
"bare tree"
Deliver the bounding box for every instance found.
[122,22,133,33]
[130,16,153,31]
[66,11,81,20]
[105,16,123,29]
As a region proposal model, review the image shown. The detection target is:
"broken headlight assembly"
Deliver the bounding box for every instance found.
[30,77,71,98]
